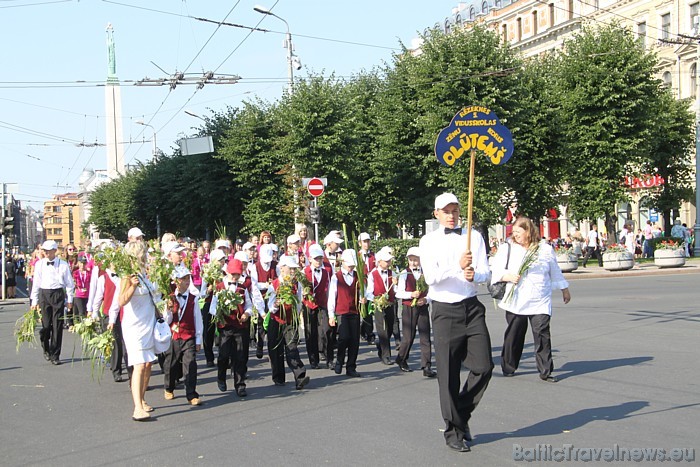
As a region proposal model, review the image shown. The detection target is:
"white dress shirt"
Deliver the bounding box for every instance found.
[365,267,392,301]
[267,277,303,316]
[490,241,569,316]
[327,268,356,319]
[419,226,489,304]
[395,268,431,303]
[30,257,75,306]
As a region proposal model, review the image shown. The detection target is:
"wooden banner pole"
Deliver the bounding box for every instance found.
[466,148,476,251]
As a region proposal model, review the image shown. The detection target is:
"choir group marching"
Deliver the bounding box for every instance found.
[25,192,571,453]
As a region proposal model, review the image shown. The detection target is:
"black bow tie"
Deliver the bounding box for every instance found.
[412,268,421,272]
[444,227,462,235]
[178,293,187,298]
[110,273,118,277]
[380,270,388,275]
[314,268,322,273]
[47,261,55,266]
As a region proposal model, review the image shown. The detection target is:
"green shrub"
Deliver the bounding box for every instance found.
[372,238,420,270]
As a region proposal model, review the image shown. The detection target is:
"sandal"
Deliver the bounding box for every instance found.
[132,410,151,422]
[142,402,154,412]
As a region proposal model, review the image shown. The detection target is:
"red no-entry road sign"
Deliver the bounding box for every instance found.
[307,177,325,197]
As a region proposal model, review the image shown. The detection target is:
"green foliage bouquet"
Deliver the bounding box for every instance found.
[503,243,541,304]
[212,288,244,326]
[15,308,41,353]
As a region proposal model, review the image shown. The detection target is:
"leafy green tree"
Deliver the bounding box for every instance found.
[88,171,141,241]
[553,23,659,236]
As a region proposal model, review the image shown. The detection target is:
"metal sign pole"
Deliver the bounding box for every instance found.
[1,182,6,300]
[314,197,319,243]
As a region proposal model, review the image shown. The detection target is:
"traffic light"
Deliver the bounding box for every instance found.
[309,207,320,223]
[2,215,13,234]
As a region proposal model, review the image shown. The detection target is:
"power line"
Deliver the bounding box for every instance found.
[0,0,72,8]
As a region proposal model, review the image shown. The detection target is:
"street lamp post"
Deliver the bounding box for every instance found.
[135,120,158,160]
[694,34,700,256]
[254,5,301,225]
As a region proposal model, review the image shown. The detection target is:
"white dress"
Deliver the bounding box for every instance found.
[121,275,158,365]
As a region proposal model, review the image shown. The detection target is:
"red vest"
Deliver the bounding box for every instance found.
[334,270,358,315]
[255,260,278,289]
[218,281,248,330]
[371,268,395,303]
[403,269,427,306]
[271,278,298,324]
[102,271,120,318]
[304,265,329,310]
[171,293,196,341]
[361,251,376,276]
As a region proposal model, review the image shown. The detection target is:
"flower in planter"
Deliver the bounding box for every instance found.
[655,240,683,251]
[554,245,575,257]
[604,243,629,254]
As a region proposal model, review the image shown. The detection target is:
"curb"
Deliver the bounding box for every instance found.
[564,264,700,280]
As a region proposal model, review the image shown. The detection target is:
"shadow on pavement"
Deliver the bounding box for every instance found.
[555,356,653,381]
[473,400,650,445]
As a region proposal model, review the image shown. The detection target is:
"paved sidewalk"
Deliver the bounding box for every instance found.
[564,258,700,280]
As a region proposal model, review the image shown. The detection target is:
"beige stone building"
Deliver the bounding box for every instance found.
[424,0,698,237]
[43,193,83,249]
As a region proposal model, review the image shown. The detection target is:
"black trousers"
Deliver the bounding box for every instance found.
[501,312,553,379]
[374,304,395,361]
[432,297,494,445]
[336,313,360,371]
[73,297,88,318]
[164,338,199,400]
[38,288,65,360]
[218,326,250,389]
[266,319,306,385]
[391,302,401,345]
[318,309,336,364]
[397,303,432,369]
[201,300,216,363]
[303,306,322,367]
[582,246,602,266]
[101,314,126,379]
[360,314,375,343]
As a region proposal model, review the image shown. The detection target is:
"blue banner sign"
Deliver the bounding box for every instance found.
[435,106,514,166]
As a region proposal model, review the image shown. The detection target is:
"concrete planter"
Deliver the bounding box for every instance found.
[603,251,634,271]
[557,255,579,273]
[654,249,686,268]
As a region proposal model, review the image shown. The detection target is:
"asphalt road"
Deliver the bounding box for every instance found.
[1,274,698,466]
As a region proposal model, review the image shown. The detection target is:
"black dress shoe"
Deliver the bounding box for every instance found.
[381,358,393,366]
[334,361,342,375]
[310,363,320,369]
[503,372,515,377]
[256,349,264,359]
[397,360,412,372]
[295,375,310,390]
[236,388,247,397]
[346,369,361,378]
[217,380,227,392]
[114,375,125,383]
[446,439,471,452]
[274,381,286,386]
[542,375,558,383]
[206,360,215,368]
[43,352,51,361]
[423,368,437,378]
[51,359,62,366]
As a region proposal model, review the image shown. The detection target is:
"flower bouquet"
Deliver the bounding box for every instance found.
[294,269,316,308]
[410,275,428,307]
[85,328,115,382]
[102,247,141,278]
[14,308,41,353]
[149,255,175,298]
[373,292,391,311]
[70,315,101,359]
[212,288,244,326]
[201,260,224,288]
[503,242,541,304]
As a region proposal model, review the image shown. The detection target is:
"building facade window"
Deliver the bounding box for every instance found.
[455,13,462,26]
[445,18,451,34]
[661,13,671,40]
[502,23,508,43]
[691,3,699,32]
[517,17,522,41]
[662,71,672,88]
[691,64,697,98]
[637,21,647,47]
[482,1,489,14]
[469,6,476,20]
[568,0,574,20]
[533,10,539,35]
[495,0,502,6]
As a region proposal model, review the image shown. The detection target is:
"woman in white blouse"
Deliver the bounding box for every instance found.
[490,217,571,383]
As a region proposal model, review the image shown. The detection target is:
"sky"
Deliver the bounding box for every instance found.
[0,0,462,211]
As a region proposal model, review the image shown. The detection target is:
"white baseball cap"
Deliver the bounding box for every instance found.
[279,254,300,268]
[376,249,394,262]
[127,227,144,239]
[287,234,301,244]
[210,249,227,262]
[358,232,371,241]
[41,240,58,251]
[242,242,255,251]
[406,247,421,257]
[162,241,185,256]
[259,244,274,262]
[172,265,191,279]
[323,233,344,245]
[308,244,325,258]
[341,249,357,266]
[233,251,249,263]
[434,192,460,210]
[214,239,230,250]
